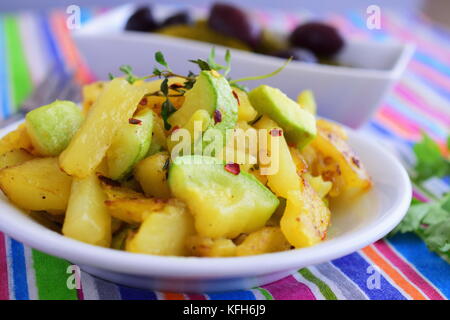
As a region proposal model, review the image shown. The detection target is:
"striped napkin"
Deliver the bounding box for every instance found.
[0,6,448,300]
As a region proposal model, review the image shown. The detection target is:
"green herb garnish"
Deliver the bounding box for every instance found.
[390,194,450,255]
[412,133,450,182]
[109,49,291,128]
[189,59,212,71]
[229,57,292,84]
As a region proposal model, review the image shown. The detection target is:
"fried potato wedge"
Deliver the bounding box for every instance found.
[236,227,291,256]
[105,198,167,224]
[0,157,72,214]
[126,200,195,256]
[62,172,111,247]
[0,124,34,155]
[186,235,236,257]
[59,78,147,178]
[0,148,34,170]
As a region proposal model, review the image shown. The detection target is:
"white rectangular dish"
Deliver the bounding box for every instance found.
[73,5,414,128]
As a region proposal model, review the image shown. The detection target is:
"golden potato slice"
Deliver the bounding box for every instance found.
[105,198,167,224]
[186,235,236,257]
[82,81,105,113]
[297,90,317,115]
[0,148,34,170]
[0,124,34,155]
[236,227,291,256]
[59,78,147,178]
[62,172,111,247]
[254,116,301,198]
[234,88,257,122]
[0,157,72,214]
[310,126,371,196]
[134,152,171,198]
[280,179,330,248]
[126,200,195,256]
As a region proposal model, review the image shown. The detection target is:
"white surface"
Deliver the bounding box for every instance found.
[73,5,415,128]
[0,120,411,292]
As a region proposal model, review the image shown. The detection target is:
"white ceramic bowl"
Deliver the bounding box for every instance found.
[73,5,414,128]
[0,120,411,292]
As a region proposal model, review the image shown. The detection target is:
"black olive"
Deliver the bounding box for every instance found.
[289,22,344,57]
[125,7,159,32]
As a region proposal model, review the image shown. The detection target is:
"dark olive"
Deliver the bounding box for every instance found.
[289,22,344,57]
[161,11,192,28]
[271,48,317,63]
[208,3,261,49]
[125,7,159,32]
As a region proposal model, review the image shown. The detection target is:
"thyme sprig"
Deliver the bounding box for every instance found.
[109,49,292,129]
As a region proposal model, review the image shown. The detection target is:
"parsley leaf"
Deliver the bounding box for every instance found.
[390,193,450,254]
[413,133,450,182]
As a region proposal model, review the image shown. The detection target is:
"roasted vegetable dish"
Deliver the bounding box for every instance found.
[0,51,371,257]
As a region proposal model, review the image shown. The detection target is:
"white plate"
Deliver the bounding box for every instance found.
[0,120,411,292]
[73,4,415,128]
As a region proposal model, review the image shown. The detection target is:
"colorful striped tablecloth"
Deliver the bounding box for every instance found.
[0,6,449,300]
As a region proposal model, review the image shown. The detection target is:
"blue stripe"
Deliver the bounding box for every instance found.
[388,233,450,299]
[207,290,256,300]
[0,17,11,118]
[80,7,93,25]
[368,121,414,147]
[118,285,157,300]
[38,12,65,74]
[331,252,406,300]
[414,51,450,78]
[9,239,29,300]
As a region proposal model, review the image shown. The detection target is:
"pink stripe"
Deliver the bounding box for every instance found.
[285,13,301,31]
[0,233,9,300]
[261,275,316,300]
[378,106,421,136]
[254,10,270,27]
[374,240,445,300]
[77,287,84,300]
[409,62,450,92]
[395,83,450,126]
[412,190,429,203]
[186,293,206,300]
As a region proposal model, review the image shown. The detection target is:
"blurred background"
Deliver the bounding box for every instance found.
[1,0,449,28]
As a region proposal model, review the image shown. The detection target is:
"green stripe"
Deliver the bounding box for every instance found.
[256,287,273,300]
[32,249,79,300]
[4,15,32,112]
[298,268,337,300]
